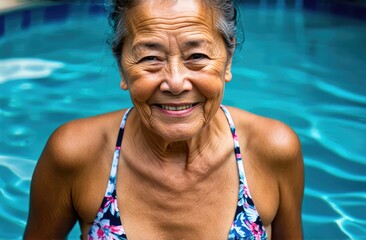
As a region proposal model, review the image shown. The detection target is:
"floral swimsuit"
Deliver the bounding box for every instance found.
[88,105,268,240]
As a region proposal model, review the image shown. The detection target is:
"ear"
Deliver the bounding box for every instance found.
[224,38,235,83]
[120,78,129,90]
[119,66,129,90]
[224,56,233,83]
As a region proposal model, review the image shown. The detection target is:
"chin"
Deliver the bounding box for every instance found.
[151,122,205,142]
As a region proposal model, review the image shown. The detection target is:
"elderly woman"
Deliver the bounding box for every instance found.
[24,0,304,239]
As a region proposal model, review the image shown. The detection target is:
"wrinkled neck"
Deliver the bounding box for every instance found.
[130,109,224,167]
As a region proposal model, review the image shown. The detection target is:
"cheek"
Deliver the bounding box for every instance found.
[191,64,226,98]
[199,80,224,99]
[121,43,162,103]
[126,67,162,103]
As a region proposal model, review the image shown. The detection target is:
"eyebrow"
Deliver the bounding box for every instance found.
[182,39,210,49]
[132,41,165,53]
[131,39,212,53]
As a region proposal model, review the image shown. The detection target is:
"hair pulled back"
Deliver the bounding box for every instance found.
[106,0,238,66]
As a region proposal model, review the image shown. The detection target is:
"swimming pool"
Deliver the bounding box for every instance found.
[0,1,365,239]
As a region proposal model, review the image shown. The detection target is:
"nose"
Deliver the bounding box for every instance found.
[160,62,192,95]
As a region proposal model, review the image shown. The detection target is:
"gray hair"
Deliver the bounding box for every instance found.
[106,0,238,66]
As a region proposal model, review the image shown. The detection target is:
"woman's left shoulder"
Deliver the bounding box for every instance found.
[223,106,304,237]
[224,106,302,166]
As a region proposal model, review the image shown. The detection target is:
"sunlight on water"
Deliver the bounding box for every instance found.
[0,156,35,238]
[0,58,65,83]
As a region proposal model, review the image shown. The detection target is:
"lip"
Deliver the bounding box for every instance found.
[152,102,201,117]
[160,103,193,111]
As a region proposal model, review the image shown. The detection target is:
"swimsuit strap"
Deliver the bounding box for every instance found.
[220,105,242,161]
[220,105,268,239]
[105,107,133,197]
[88,108,133,239]
[116,108,133,148]
[220,104,248,183]
[89,106,266,239]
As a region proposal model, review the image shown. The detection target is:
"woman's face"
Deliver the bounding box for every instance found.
[120,0,233,141]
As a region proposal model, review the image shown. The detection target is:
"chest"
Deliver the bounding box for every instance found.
[115,150,240,239]
[77,140,277,239]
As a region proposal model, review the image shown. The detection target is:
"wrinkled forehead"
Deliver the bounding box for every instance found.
[125,0,217,35]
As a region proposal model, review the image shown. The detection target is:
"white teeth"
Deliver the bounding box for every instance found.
[161,104,193,111]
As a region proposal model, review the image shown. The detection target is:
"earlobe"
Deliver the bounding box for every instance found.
[225,71,232,83]
[119,66,129,90]
[120,78,129,90]
[225,38,235,83]
[224,58,233,83]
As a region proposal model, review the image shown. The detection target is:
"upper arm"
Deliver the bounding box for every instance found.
[24,123,83,239]
[226,107,304,238]
[269,122,304,239]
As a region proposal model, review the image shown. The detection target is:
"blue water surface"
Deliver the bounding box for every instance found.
[0,3,365,239]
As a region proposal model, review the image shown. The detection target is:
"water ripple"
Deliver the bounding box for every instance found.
[0,156,35,180]
[306,158,366,181]
[337,219,366,239]
[0,58,64,84]
[315,79,366,104]
[0,155,36,238]
[310,117,366,164]
[304,188,366,239]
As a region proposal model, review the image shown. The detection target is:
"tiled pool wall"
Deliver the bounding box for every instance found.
[0,0,365,38]
[0,1,106,38]
[302,0,366,19]
[242,0,366,19]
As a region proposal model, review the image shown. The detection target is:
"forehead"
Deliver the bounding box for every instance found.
[135,0,205,14]
[125,0,217,36]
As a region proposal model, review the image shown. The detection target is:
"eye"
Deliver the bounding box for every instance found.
[189,53,208,61]
[139,56,159,63]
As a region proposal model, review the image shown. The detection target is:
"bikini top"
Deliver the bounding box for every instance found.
[87,105,267,240]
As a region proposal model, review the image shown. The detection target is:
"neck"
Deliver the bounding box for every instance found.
[129,109,225,167]
[122,108,232,194]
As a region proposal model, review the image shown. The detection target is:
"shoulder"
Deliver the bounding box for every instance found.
[41,109,128,170]
[224,106,302,167]
[223,106,304,236]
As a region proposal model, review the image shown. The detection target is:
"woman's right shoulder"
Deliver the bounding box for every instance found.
[40,109,129,170]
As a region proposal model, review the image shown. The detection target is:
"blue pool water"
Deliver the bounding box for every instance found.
[0,2,365,239]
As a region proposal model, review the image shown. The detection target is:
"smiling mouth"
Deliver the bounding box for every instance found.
[160,104,193,111]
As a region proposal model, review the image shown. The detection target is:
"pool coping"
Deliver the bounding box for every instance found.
[0,1,107,39]
[0,0,55,14]
[0,1,365,39]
